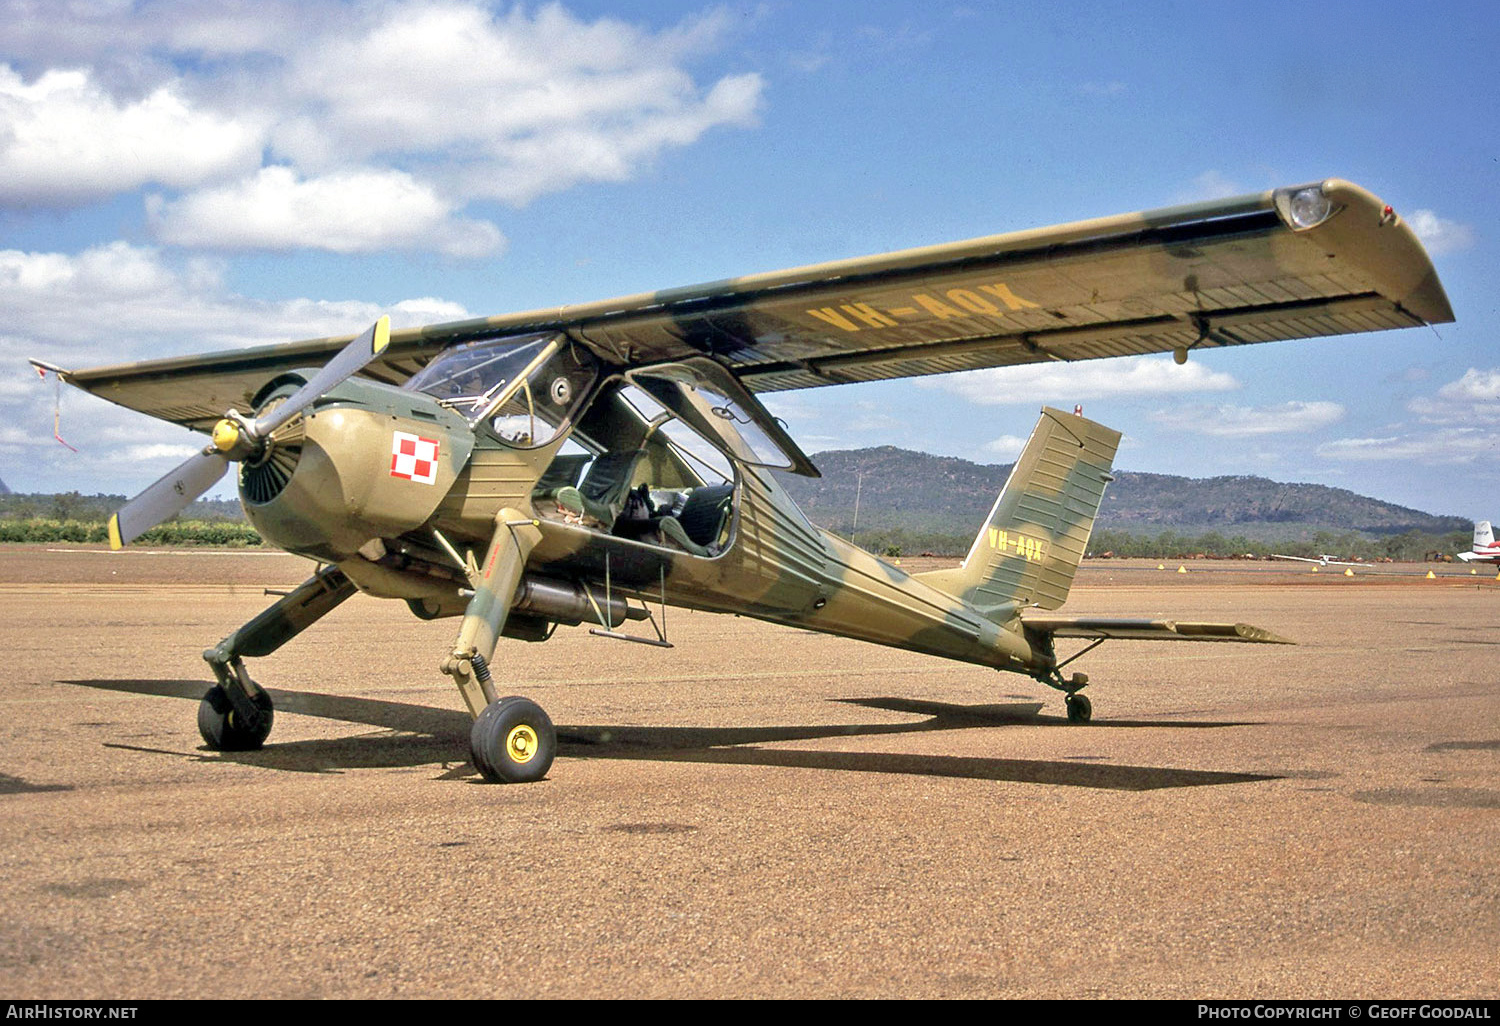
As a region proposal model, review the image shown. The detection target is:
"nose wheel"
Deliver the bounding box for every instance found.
[198,685,275,750]
[470,696,556,783]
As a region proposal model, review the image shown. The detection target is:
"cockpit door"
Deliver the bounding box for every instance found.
[624,357,820,478]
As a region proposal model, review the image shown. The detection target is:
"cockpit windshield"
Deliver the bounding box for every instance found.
[405,334,600,448]
[405,334,557,419]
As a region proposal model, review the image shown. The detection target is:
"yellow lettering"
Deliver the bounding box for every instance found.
[841,303,899,329]
[980,282,1041,310]
[912,293,963,319]
[988,528,1047,560]
[806,307,861,332]
[946,289,1001,315]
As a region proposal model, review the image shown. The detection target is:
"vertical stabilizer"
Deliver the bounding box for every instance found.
[915,407,1120,616]
[1475,521,1493,549]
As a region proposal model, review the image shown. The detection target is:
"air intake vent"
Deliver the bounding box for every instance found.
[239,393,305,506]
[241,441,303,504]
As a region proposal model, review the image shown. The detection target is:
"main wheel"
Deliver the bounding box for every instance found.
[470,696,556,783]
[1065,692,1092,724]
[198,685,274,750]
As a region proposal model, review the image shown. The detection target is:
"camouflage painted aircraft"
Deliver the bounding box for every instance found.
[34,179,1453,782]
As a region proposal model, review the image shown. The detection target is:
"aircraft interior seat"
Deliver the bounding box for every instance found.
[654,483,733,556]
[530,453,591,498]
[553,448,646,526]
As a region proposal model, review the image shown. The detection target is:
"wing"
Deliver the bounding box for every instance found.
[1023,615,1293,644]
[49,178,1452,428]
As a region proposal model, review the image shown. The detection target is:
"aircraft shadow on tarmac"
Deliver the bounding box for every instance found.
[63,678,1275,791]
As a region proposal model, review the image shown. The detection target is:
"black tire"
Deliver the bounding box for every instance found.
[198,685,274,750]
[1065,693,1092,724]
[470,696,556,783]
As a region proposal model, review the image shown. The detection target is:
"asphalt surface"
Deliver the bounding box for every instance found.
[1,548,1496,999]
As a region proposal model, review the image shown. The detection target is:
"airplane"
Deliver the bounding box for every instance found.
[32,178,1453,783]
[1269,553,1366,568]
[1455,521,1500,564]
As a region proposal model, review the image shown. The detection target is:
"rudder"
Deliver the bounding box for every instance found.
[916,407,1120,616]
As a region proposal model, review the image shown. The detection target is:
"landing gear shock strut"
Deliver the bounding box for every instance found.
[439,509,557,783]
[198,564,356,750]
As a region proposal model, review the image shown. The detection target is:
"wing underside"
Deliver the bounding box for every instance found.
[51,178,1452,430]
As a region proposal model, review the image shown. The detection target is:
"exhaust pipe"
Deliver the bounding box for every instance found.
[511,576,650,629]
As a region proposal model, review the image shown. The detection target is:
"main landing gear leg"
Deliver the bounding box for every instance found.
[199,564,356,750]
[439,509,556,783]
[1037,667,1093,724]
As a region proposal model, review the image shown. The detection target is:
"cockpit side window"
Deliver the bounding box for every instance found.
[618,385,732,486]
[625,358,817,475]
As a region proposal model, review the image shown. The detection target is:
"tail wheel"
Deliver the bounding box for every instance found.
[1065,692,1092,724]
[470,696,556,783]
[198,685,274,750]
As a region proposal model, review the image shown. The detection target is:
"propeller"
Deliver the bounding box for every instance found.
[108,316,391,550]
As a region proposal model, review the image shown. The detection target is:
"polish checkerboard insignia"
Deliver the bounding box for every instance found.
[390,431,440,484]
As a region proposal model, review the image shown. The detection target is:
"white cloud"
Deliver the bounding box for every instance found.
[1317,429,1498,465]
[0,2,766,253]
[0,242,470,362]
[927,355,1238,405]
[1149,400,1345,437]
[148,166,505,257]
[1406,209,1476,256]
[1437,368,1500,401]
[0,64,263,204]
[120,442,202,463]
[0,240,474,493]
[983,434,1028,459]
[1406,368,1500,426]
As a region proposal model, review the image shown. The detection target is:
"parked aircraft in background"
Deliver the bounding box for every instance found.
[1269,554,1366,568]
[1456,521,1500,564]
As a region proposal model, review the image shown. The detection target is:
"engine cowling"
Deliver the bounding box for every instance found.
[240,375,474,562]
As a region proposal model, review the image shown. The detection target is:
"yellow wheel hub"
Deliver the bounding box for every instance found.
[505,724,539,764]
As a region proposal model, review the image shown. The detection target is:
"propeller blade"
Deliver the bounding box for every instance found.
[108,448,230,550]
[253,315,390,438]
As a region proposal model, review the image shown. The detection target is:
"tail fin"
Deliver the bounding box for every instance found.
[916,407,1120,617]
[1476,521,1493,549]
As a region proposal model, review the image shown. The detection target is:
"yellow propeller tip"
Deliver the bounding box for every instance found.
[107,514,123,551]
[372,315,391,355]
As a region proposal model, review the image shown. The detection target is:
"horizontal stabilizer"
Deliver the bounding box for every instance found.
[1022,615,1293,645]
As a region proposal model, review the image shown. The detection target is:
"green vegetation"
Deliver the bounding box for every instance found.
[835,524,1470,561]
[0,491,245,523]
[0,492,260,546]
[1087,527,1470,562]
[0,518,264,546]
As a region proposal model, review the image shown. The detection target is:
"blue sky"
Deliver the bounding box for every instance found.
[2,0,1496,518]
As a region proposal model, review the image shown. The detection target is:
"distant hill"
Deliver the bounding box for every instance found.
[777,446,1468,543]
[0,477,9,496]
